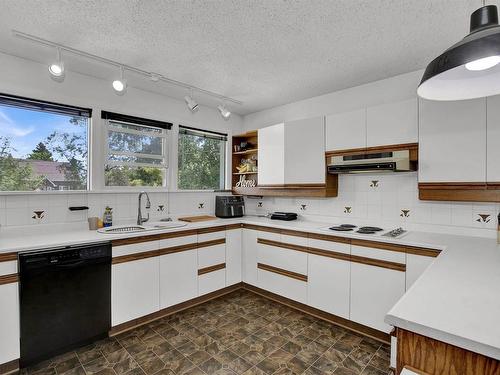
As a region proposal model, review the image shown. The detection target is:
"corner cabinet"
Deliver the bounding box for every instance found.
[418,96,500,202]
[258,116,326,186]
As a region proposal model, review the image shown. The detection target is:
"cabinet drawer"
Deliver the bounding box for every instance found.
[308,238,350,255]
[257,268,307,304]
[113,240,159,257]
[257,243,308,275]
[281,233,308,247]
[0,260,17,276]
[351,245,405,264]
[198,244,226,268]
[198,230,225,242]
[159,235,197,249]
[198,269,225,296]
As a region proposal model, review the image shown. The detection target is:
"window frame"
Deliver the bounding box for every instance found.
[0,93,92,193]
[103,115,171,190]
[177,125,228,192]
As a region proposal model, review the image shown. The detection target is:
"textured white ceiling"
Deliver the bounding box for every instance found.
[0,0,495,115]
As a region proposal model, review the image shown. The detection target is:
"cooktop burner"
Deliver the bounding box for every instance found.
[356,226,384,234]
[329,224,357,231]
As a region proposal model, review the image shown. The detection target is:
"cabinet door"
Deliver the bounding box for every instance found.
[258,123,285,185]
[307,254,350,319]
[419,98,486,183]
[226,228,242,286]
[325,109,366,151]
[367,98,418,147]
[406,254,435,290]
[112,257,160,326]
[159,250,198,309]
[487,95,500,183]
[284,116,325,185]
[0,282,19,364]
[242,229,280,285]
[350,262,405,333]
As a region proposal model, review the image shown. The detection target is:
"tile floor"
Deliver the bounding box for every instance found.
[20,290,391,375]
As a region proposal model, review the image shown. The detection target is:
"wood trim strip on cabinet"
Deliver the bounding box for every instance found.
[198,263,226,275]
[257,238,310,254]
[257,183,326,189]
[308,232,351,244]
[396,328,500,375]
[257,262,308,282]
[242,224,282,234]
[419,187,500,203]
[350,254,406,272]
[351,239,407,254]
[225,223,243,230]
[281,229,310,239]
[0,273,19,285]
[405,246,441,258]
[197,238,226,248]
[0,252,17,262]
[487,182,500,189]
[158,242,198,256]
[241,283,390,344]
[112,249,159,265]
[306,247,351,262]
[197,226,227,234]
[0,359,19,375]
[418,182,488,190]
[109,283,242,336]
[158,229,200,240]
[111,229,198,246]
[325,142,419,157]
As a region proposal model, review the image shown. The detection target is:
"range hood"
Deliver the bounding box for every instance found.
[327,150,416,174]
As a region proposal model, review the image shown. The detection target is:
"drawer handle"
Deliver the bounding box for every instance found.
[257,263,308,282]
[198,263,226,275]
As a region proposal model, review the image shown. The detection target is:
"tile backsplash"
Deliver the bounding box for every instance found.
[245,173,500,238]
[0,191,228,228]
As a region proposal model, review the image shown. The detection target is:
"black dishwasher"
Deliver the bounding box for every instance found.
[19,242,111,367]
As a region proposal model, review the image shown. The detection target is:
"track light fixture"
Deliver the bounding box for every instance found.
[184,89,199,112]
[218,104,231,119]
[112,66,127,95]
[48,47,65,82]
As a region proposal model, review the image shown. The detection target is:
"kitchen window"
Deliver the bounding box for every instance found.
[0,94,90,191]
[177,126,227,190]
[102,111,172,187]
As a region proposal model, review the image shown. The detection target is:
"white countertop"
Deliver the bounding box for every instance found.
[1,216,499,361]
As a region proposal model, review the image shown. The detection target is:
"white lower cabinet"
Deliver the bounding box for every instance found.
[199,269,226,296]
[0,282,19,364]
[242,229,280,286]
[307,254,350,319]
[257,267,307,303]
[406,254,435,290]
[112,257,160,326]
[159,249,198,308]
[226,228,242,286]
[350,262,405,333]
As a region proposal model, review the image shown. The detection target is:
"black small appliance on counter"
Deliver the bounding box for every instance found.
[270,212,298,221]
[215,195,245,218]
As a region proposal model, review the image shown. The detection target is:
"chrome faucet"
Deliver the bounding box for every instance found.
[137,191,151,225]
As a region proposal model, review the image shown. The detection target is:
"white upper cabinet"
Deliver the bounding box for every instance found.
[419,98,487,183]
[325,109,366,151]
[487,95,500,183]
[258,123,285,186]
[258,116,325,185]
[366,98,418,147]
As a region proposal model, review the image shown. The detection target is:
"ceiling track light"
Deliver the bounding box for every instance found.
[48,47,65,82]
[12,30,243,108]
[184,89,199,112]
[418,1,500,100]
[112,66,127,95]
[218,103,231,120]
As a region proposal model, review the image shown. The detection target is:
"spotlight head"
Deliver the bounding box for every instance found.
[184,95,199,112]
[218,104,231,119]
[113,66,127,95]
[48,48,65,82]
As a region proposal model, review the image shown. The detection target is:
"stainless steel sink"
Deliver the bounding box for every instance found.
[97,221,187,234]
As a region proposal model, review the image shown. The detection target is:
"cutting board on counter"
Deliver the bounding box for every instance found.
[178,215,217,222]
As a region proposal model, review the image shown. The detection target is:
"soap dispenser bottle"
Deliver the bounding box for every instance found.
[103,206,113,228]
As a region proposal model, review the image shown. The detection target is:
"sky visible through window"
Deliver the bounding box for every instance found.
[0,105,85,158]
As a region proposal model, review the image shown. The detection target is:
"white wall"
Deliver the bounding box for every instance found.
[243,70,422,130]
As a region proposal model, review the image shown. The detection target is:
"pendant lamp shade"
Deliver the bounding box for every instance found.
[418,5,500,101]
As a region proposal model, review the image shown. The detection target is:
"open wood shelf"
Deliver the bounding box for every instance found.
[233,148,258,155]
[233,172,258,175]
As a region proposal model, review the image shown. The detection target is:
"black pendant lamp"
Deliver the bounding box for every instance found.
[418,3,500,101]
